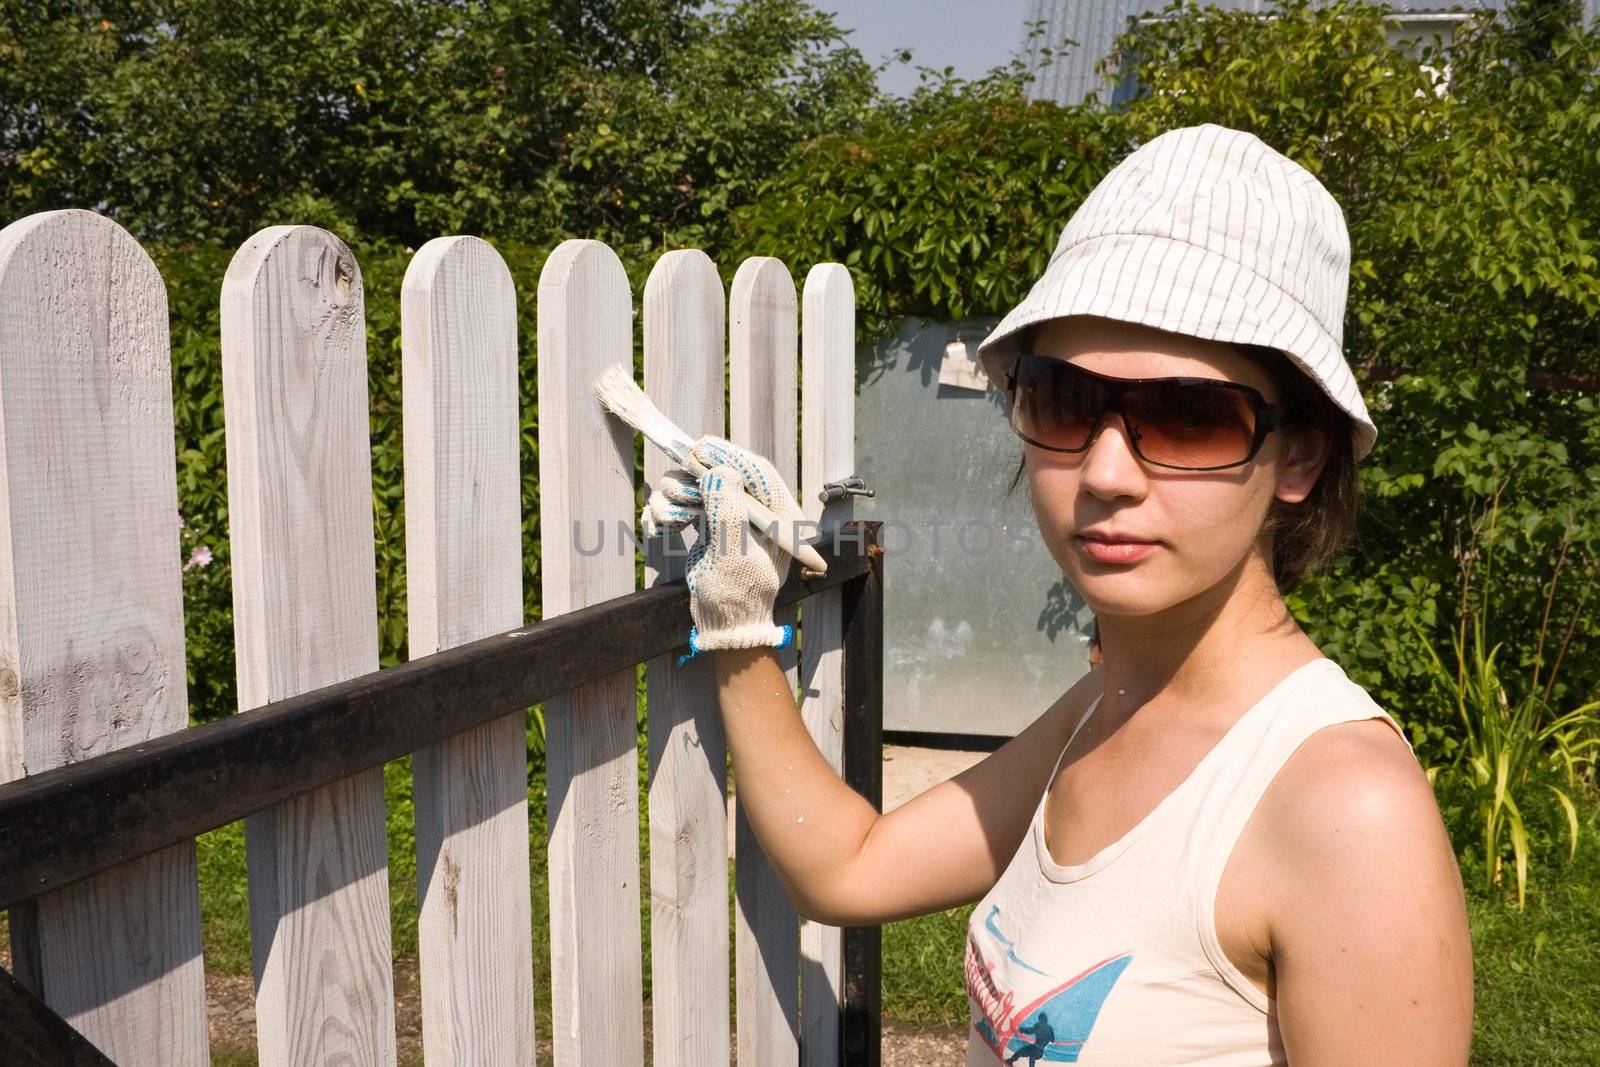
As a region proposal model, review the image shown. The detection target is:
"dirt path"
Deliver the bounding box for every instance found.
[213,961,973,1063]
[211,964,969,1064]
[8,906,970,1064]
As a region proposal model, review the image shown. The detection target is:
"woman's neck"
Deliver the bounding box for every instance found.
[1092,554,1322,713]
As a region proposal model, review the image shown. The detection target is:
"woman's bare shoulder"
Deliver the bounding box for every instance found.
[1277,714,1428,812]
[1252,713,1459,939]
[1261,715,1438,859]
[1033,665,1106,759]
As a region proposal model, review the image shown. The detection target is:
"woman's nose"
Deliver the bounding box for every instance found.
[1080,411,1149,500]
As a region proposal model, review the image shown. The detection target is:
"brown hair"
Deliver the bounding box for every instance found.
[1001,342,1360,592]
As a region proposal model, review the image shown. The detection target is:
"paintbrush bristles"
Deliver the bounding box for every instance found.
[592,362,697,462]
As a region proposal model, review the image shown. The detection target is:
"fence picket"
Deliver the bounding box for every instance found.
[537,239,646,1066]
[641,249,734,1065]
[402,237,537,1064]
[221,226,397,1065]
[0,208,209,1063]
[729,256,803,1066]
[798,263,857,1065]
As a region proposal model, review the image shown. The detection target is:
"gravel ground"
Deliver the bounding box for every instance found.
[7,928,970,1063]
[206,962,971,1063]
[882,1020,970,1064]
[220,965,974,1063]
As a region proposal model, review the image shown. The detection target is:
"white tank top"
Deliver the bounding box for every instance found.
[963,657,1412,1065]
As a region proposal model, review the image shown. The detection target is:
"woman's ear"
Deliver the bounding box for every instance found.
[1274,417,1334,505]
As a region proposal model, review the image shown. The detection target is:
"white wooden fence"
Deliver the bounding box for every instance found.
[0,207,872,1064]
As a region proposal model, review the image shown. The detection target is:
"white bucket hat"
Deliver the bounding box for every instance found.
[977,122,1377,459]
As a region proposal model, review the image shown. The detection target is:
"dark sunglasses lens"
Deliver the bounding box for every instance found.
[1122,384,1257,469]
[1010,357,1103,451]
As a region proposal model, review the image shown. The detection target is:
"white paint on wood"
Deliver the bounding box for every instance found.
[536,239,645,1066]
[641,249,733,1067]
[728,256,801,1066]
[402,236,536,1065]
[798,263,857,1066]
[0,208,209,1063]
[221,225,396,1066]
[801,265,859,537]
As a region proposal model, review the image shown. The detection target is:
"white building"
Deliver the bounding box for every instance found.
[1021,0,1600,106]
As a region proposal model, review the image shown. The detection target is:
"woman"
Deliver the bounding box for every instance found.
[646,123,1474,1064]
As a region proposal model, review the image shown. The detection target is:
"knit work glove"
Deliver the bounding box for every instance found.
[640,435,806,665]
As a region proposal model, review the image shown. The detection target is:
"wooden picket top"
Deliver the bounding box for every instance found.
[0,208,209,1062]
[221,225,398,1065]
[402,236,537,1063]
[0,206,884,1066]
[537,238,648,1067]
[729,255,804,1067]
[642,248,732,1066]
[798,263,858,1066]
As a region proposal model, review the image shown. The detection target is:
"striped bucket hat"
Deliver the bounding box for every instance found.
[977,122,1377,459]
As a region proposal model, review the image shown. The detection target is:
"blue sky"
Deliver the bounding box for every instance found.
[814,1,1035,97]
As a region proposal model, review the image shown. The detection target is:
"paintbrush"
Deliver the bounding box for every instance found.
[592,362,828,575]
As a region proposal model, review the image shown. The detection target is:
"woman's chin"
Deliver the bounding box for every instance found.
[1065,564,1194,619]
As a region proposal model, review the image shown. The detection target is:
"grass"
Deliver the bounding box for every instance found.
[882,905,975,1028]
[209,1053,259,1067]
[1464,800,1600,1066]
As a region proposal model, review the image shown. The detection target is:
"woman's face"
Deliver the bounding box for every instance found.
[1022,315,1328,620]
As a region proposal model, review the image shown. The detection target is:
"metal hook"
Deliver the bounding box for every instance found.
[818,475,874,504]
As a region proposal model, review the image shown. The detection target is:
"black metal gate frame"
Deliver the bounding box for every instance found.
[0,520,885,1066]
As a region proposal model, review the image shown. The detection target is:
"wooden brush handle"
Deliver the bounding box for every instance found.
[679,451,828,574]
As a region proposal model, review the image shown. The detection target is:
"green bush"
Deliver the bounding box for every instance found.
[79,2,1600,790]
[1410,486,1600,907]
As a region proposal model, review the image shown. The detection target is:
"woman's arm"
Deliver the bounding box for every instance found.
[712,646,1098,926]
[1263,719,1475,1065]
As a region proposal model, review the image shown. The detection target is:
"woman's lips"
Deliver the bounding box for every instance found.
[1075,535,1157,564]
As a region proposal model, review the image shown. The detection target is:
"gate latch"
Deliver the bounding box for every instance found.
[818,475,874,504]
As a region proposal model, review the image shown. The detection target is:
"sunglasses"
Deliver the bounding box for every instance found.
[1004,354,1294,472]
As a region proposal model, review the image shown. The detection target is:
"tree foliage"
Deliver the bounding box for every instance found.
[730,62,1125,338]
[0,0,877,252]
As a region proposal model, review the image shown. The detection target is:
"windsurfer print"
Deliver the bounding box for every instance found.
[965,905,1132,1064]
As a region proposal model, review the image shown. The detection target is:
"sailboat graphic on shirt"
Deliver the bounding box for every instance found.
[966,905,1132,1063]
